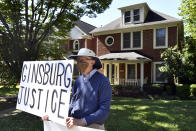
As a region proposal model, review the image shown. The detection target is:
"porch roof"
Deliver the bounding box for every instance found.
[99,52,151,62]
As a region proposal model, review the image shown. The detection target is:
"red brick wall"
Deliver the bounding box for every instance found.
[168,26,177,47]
[141,29,164,61]
[97,33,121,56]
[139,26,177,62]
[69,40,73,50]
[96,26,178,62]
[137,64,140,79]
[79,39,85,48]
[144,62,151,83]
[87,37,97,54]
[68,39,85,50]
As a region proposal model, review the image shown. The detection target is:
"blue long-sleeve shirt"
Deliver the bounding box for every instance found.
[69,69,112,126]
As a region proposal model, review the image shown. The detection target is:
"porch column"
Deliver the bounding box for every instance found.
[140,62,144,92]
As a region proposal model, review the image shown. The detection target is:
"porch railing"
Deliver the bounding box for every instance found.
[110,78,140,86]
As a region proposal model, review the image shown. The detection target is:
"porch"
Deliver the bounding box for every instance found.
[99,52,152,91]
[111,78,140,86]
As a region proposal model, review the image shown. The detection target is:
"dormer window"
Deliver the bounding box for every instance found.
[124,11,131,23]
[124,9,141,24]
[73,40,79,50]
[133,9,140,21]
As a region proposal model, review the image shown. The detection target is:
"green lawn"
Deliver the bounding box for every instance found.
[0,97,196,131]
[0,86,19,97]
[105,97,196,131]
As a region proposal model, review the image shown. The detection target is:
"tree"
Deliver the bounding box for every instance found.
[39,36,69,60]
[183,36,196,83]
[0,0,112,85]
[178,0,196,83]
[159,46,186,84]
[179,0,196,38]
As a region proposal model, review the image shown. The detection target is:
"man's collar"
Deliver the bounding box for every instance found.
[82,69,97,81]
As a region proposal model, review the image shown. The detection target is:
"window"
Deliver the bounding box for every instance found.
[105,36,114,46]
[124,11,131,23]
[154,62,167,83]
[127,64,136,79]
[73,40,79,50]
[133,31,141,48]
[122,31,142,50]
[133,9,140,21]
[154,28,168,48]
[123,32,131,48]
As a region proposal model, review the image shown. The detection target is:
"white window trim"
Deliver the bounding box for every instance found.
[121,31,143,50]
[104,63,119,83]
[133,9,140,23]
[124,11,131,24]
[153,27,168,49]
[123,8,141,24]
[153,62,167,83]
[125,63,137,80]
[105,36,114,46]
[73,40,80,51]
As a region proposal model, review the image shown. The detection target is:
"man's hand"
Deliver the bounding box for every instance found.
[66,117,86,128]
[42,115,49,121]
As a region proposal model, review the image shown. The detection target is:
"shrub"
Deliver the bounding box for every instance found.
[176,84,190,99]
[165,84,176,95]
[143,84,164,95]
[190,84,196,97]
[112,85,141,97]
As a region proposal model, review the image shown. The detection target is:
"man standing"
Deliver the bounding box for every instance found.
[66,48,112,130]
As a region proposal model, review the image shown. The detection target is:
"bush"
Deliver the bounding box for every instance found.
[143,84,165,95]
[112,85,141,97]
[176,84,190,99]
[190,84,196,97]
[165,84,176,95]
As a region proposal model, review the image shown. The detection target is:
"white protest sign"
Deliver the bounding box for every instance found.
[44,121,104,131]
[16,60,74,126]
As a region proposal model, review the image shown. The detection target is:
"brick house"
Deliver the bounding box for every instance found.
[67,3,184,90]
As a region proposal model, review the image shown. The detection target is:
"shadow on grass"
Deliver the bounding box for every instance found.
[0,87,18,97]
[0,112,43,131]
[105,97,196,131]
[0,97,195,131]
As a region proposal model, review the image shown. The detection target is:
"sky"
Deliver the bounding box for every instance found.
[81,0,182,27]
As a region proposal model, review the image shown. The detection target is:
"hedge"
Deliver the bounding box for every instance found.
[190,84,196,97]
[176,84,190,99]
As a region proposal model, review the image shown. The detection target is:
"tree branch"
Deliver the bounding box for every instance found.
[25,0,29,43]
[34,8,66,59]
[0,13,14,39]
[29,0,35,42]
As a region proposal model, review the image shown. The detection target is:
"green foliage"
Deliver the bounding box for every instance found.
[112,85,141,97]
[143,84,164,95]
[0,86,18,97]
[0,0,112,84]
[176,84,190,99]
[160,46,187,83]
[39,37,69,60]
[165,84,174,95]
[190,84,196,97]
[179,0,196,38]
[0,61,18,86]
[1,97,196,130]
[183,36,196,83]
